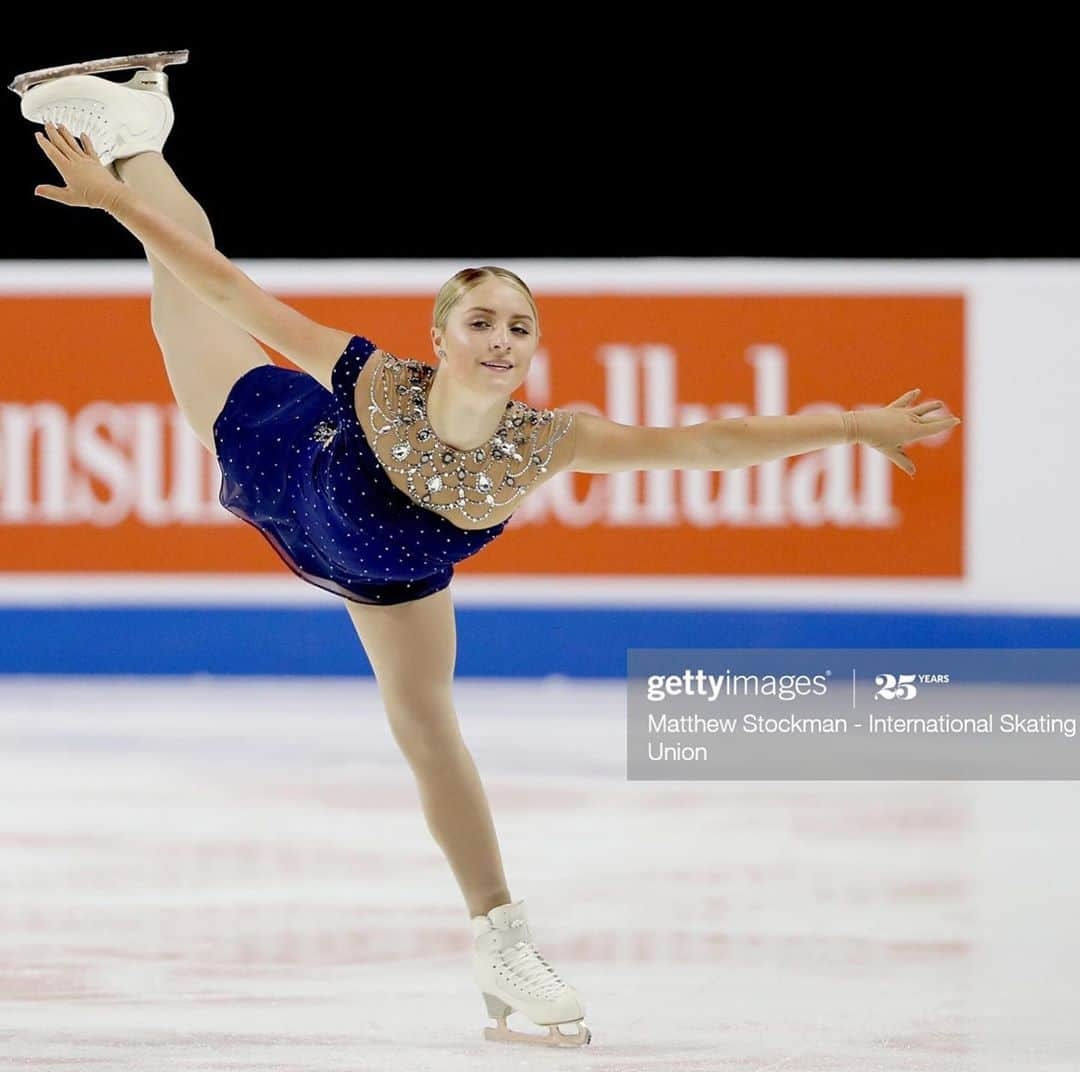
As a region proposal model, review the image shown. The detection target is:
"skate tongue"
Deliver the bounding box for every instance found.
[485,900,527,931]
[470,900,528,938]
[470,917,490,939]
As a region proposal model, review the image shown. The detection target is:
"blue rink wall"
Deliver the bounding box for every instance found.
[1,605,1078,678]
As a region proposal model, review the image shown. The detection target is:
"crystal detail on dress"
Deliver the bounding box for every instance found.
[365,352,576,525]
[312,420,338,447]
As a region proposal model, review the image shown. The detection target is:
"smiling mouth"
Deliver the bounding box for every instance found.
[482,362,512,370]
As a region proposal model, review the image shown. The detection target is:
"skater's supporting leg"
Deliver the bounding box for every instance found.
[344,588,512,918]
[348,588,591,1047]
[114,152,270,452]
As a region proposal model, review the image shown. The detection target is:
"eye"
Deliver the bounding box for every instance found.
[471,319,530,335]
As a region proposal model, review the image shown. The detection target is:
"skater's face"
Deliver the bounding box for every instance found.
[432,280,539,396]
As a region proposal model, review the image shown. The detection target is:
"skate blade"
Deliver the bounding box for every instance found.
[8,50,189,97]
[483,1019,591,1047]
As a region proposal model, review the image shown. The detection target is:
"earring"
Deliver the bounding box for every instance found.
[438,350,446,357]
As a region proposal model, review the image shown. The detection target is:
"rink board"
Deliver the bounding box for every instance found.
[1,605,1078,678]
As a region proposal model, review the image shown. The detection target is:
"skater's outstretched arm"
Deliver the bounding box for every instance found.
[32,123,350,389]
[569,393,961,478]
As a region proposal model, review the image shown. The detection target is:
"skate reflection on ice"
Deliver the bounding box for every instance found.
[1,676,1078,1070]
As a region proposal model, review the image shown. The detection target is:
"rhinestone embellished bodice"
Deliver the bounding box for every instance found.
[360,352,576,527]
[215,335,561,608]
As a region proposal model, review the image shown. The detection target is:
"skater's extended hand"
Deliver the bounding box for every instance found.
[33,123,128,213]
[848,389,961,477]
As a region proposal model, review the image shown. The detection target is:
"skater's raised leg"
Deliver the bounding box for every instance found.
[14,59,260,451]
[115,152,270,453]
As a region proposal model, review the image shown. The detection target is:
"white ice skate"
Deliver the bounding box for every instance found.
[471,899,591,1047]
[9,50,188,168]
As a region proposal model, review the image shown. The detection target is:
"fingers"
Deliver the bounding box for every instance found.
[34,131,68,174]
[41,123,88,159]
[55,123,81,153]
[912,400,944,417]
[881,446,916,478]
[919,415,962,434]
[889,388,921,407]
[34,123,89,184]
[33,184,69,205]
[43,123,74,158]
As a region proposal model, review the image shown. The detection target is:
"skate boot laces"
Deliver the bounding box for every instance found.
[500,918,570,1000]
[32,103,115,160]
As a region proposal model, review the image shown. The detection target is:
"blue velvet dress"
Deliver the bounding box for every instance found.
[212,335,509,605]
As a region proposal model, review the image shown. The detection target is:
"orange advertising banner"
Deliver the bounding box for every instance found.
[0,292,963,580]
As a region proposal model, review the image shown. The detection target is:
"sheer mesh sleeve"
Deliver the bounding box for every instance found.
[536,408,578,478]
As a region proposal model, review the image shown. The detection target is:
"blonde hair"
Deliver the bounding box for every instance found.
[433,266,540,336]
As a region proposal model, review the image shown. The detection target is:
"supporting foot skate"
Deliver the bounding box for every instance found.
[471,900,591,1048]
[11,51,187,168]
[482,991,592,1047]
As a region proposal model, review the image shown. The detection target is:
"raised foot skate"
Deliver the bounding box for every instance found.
[11,51,188,168]
[482,992,591,1047]
[7,50,189,97]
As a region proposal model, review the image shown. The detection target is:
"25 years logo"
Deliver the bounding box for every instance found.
[875,673,918,699]
[874,672,951,700]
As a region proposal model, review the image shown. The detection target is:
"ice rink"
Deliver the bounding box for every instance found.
[2,676,1078,1070]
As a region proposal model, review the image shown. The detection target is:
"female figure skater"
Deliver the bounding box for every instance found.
[14,52,960,1050]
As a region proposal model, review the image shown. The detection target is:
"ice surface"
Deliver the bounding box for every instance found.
[1,676,1078,1070]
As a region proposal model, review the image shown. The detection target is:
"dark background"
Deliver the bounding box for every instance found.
[3,27,1073,260]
